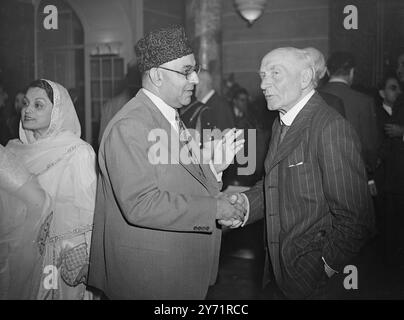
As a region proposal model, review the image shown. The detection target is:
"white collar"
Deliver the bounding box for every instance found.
[382,103,393,116]
[328,77,350,85]
[280,89,315,126]
[142,88,179,132]
[200,89,215,104]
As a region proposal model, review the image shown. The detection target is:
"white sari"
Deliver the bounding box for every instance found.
[0,147,52,300]
[2,80,97,299]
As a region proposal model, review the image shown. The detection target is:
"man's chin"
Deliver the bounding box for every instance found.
[266,102,280,111]
[181,97,192,106]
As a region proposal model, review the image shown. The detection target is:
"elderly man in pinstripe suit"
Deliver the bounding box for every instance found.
[238,47,375,299]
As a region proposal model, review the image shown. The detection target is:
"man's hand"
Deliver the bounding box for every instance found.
[368,180,377,197]
[216,193,247,228]
[203,129,245,173]
[216,193,246,226]
[384,124,404,138]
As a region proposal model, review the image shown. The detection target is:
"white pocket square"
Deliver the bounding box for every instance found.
[288,161,304,168]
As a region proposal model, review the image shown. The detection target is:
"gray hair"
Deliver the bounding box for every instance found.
[303,47,326,88]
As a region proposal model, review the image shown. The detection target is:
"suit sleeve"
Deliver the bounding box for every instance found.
[243,179,265,225]
[319,118,375,271]
[103,118,217,233]
[361,98,380,174]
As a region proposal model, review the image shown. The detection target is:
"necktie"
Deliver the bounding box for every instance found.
[278,121,289,146]
[175,112,205,176]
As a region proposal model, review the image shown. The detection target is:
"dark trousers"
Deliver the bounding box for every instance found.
[382,194,404,263]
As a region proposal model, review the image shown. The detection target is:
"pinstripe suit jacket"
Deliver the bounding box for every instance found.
[245,93,375,299]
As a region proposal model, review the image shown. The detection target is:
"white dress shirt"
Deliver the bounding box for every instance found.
[280,89,315,125]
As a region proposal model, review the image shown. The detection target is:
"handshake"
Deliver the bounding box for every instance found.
[216,193,248,228]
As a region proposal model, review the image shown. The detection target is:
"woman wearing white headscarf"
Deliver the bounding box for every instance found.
[1,79,96,299]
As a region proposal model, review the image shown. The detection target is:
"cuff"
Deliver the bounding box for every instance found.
[322,256,338,275]
[240,193,250,227]
[209,160,222,182]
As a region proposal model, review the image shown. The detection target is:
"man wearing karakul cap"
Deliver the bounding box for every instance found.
[88,25,246,299]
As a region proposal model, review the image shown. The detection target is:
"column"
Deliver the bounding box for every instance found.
[185,0,222,93]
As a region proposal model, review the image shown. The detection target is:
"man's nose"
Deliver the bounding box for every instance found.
[261,77,271,90]
[189,72,199,85]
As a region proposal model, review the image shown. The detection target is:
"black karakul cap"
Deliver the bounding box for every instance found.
[135,25,194,73]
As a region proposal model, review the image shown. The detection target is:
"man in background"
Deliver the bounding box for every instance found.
[193,70,235,131]
[0,82,11,146]
[303,47,345,117]
[98,63,142,145]
[375,66,404,265]
[321,51,379,177]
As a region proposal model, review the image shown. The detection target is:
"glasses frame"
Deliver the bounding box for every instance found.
[158,64,201,80]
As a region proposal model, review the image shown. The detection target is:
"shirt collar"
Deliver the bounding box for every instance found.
[280,89,315,126]
[382,103,393,116]
[328,77,350,85]
[200,89,215,104]
[142,88,178,132]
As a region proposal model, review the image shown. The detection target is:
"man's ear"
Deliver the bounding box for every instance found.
[301,68,314,89]
[349,68,355,82]
[148,68,163,87]
[379,89,386,100]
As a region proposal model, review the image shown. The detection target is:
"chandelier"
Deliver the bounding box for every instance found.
[234,0,268,26]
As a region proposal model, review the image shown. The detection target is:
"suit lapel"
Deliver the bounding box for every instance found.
[267,93,320,172]
[264,118,281,172]
[140,91,210,190]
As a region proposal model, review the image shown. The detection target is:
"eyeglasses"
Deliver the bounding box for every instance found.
[158,64,201,80]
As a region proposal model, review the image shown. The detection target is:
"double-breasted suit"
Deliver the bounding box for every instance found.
[245,93,374,299]
[88,90,222,299]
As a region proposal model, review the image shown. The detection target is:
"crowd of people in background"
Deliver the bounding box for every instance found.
[0,23,404,299]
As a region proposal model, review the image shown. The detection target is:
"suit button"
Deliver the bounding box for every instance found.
[316,230,326,238]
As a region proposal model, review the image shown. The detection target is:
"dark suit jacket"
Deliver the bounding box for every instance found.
[375,101,404,194]
[204,92,235,131]
[181,94,235,145]
[88,90,222,299]
[245,93,374,299]
[0,108,11,146]
[318,90,345,118]
[321,82,379,174]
